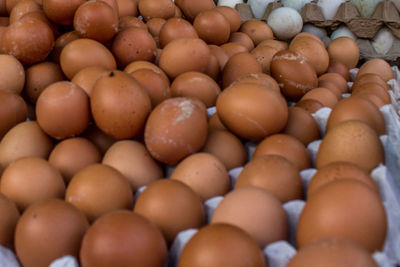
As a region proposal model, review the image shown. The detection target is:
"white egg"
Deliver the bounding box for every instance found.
[350,0,383,17]
[267,7,303,41]
[247,0,275,19]
[330,25,357,41]
[317,0,347,20]
[281,0,312,12]
[371,27,394,55]
[217,0,244,9]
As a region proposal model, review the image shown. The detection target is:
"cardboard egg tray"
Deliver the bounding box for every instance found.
[235,1,400,65]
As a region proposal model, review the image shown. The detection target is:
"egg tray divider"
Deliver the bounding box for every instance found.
[235,1,400,64]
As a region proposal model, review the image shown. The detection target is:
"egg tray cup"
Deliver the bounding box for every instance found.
[235,0,400,65]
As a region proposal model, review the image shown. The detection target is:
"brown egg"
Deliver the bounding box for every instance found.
[49,31,80,64]
[318,72,348,94]
[201,129,246,170]
[0,193,20,248]
[253,134,312,170]
[326,96,386,136]
[71,66,109,96]
[170,152,229,201]
[73,0,118,43]
[316,120,385,172]
[251,44,283,75]
[235,155,303,202]
[80,210,168,267]
[0,91,27,139]
[0,1,6,15]
[179,223,265,267]
[174,0,215,21]
[102,140,163,191]
[144,97,208,165]
[327,37,359,69]
[146,17,166,46]
[208,112,227,132]
[351,82,391,105]
[353,92,387,109]
[90,70,151,139]
[111,27,156,68]
[357,58,394,82]
[204,53,220,81]
[234,73,281,93]
[300,87,338,108]
[60,38,117,79]
[14,199,89,267]
[129,68,171,107]
[352,73,390,92]
[317,79,343,100]
[134,179,205,244]
[239,19,273,46]
[2,17,54,65]
[216,82,288,140]
[221,52,262,88]
[124,60,168,80]
[0,54,24,94]
[65,164,133,222]
[0,121,53,171]
[297,179,387,252]
[257,39,289,51]
[116,0,138,17]
[211,187,288,247]
[208,44,229,71]
[0,157,65,211]
[18,10,57,35]
[270,50,318,101]
[292,32,324,45]
[282,106,321,146]
[159,37,211,79]
[36,81,91,139]
[214,5,241,33]
[287,237,378,267]
[193,8,230,45]
[307,161,378,197]
[220,42,248,58]
[327,60,351,81]
[289,35,329,75]
[48,137,101,183]
[158,17,198,48]
[9,0,41,24]
[170,71,220,107]
[42,0,86,25]
[81,124,116,155]
[295,98,324,114]
[138,0,175,21]
[24,61,65,104]
[118,15,147,31]
[229,32,254,51]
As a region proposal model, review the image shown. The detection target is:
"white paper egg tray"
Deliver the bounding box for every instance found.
[1,68,399,267]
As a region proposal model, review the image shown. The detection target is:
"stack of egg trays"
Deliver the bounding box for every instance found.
[167,66,400,267]
[235,1,400,64]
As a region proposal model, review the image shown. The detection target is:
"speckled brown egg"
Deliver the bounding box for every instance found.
[239,19,273,46]
[253,134,312,170]
[48,137,102,183]
[90,70,151,139]
[235,154,303,203]
[65,164,133,222]
[14,199,89,267]
[270,50,318,101]
[250,44,280,74]
[102,140,163,191]
[144,97,208,165]
[0,156,65,211]
[216,82,288,140]
[134,179,205,244]
[158,37,211,79]
[36,81,91,139]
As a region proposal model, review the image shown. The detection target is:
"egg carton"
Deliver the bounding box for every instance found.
[234,1,400,64]
[2,73,400,267]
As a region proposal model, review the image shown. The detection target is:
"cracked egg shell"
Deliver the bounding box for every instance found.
[144,97,208,165]
[270,50,318,101]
